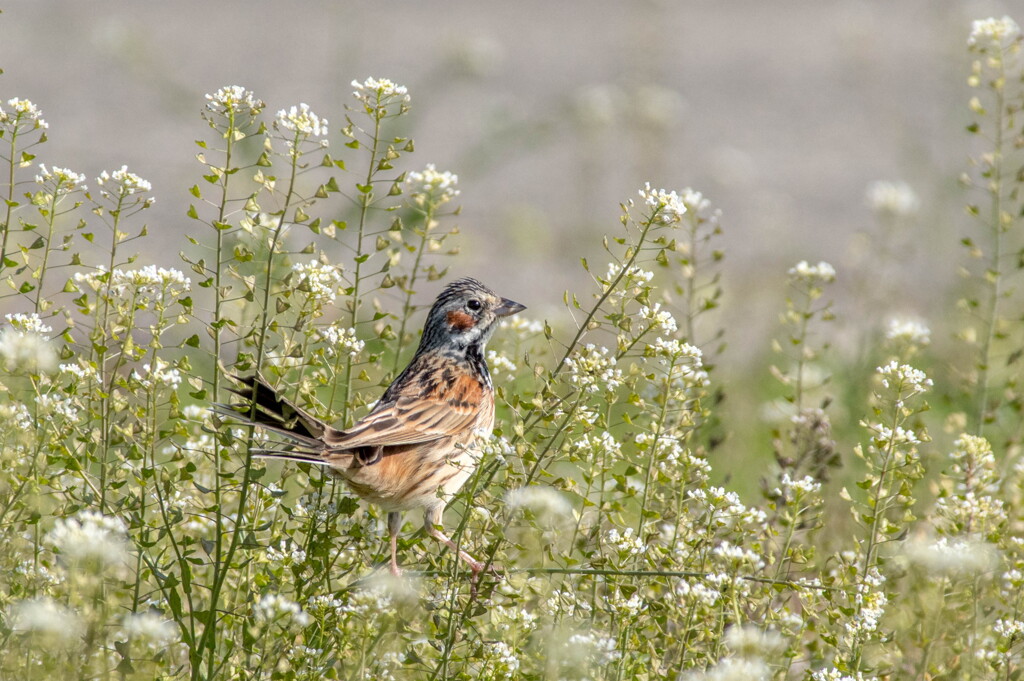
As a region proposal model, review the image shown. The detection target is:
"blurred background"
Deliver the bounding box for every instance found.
[1,0,1018,480]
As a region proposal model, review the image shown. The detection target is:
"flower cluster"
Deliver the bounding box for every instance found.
[968,15,1021,49]
[788,260,836,284]
[316,324,364,358]
[565,343,623,394]
[35,164,87,196]
[275,103,328,138]
[97,165,153,195]
[205,85,263,116]
[254,593,311,627]
[865,180,920,217]
[875,360,932,397]
[131,358,183,390]
[638,182,688,224]
[291,260,343,306]
[405,164,460,205]
[0,325,57,374]
[1,97,48,129]
[885,317,930,347]
[351,77,411,105]
[46,510,129,568]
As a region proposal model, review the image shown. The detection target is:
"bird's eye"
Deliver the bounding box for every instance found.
[466,299,482,312]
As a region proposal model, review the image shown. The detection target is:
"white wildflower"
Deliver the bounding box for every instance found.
[315,324,364,358]
[47,510,130,568]
[885,317,931,346]
[686,658,770,681]
[97,165,153,194]
[788,260,836,284]
[968,16,1021,48]
[638,182,688,224]
[10,597,82,643]
[266,542,308,565]
[405,164,459,204]
[724,625,784,658]
[566,632,622,664]
[774,473,822,498]
[35,393,80,422]
[35,164,87,194]
[505,486,573,523]
[866,180,920,217]
[639,303,678,333]
[486,350,517,375]
[876,360,932,395]
[351,77,411,104]
[565,343,622,394]
[205,85,261,115]
[255,593,311,627]
[5,312,52,334]
[132,358,183,390]
[122,612,178,646]
[500,316,544,335]
[291,260,342,305]
[0,327,57,373]
[485,640,519,679]
[2,98,48,129]
[904,536,998,576]
[276,103,327,137]
[606,527,646,557]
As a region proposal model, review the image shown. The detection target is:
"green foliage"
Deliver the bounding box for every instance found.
[0,19,1023,681]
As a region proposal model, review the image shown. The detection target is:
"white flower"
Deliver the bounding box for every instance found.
[485,640,520,679]
[639,303,678,333]
[351,77,410,104]
[10,598,82,643]
[486,350,517,375]
[788,260,836,284]
[291,260,342,304]
[606,527,646,557]
[566,343,622,394]
[405,164,460,204]
[132,358,183,390]
[205,85,261,115]
[500,316,544,335]
[724,625,784,658]
[1,98,48,128]
[885,317,930,346]
[276,103,327,137]
[968,16,1021,48]
[5,312,52,334]
[875,360,932,395]
[97,165,153,194]
[505,486,573,520]
[35,393,80,422]
[317,324,364,358]
[60,360,99,382]
[46,510,130,568]
[686,658,770,681]
[904,536,998,576]
[811,669,876,681]
[0,327,57,373]
[638,182,687,224]
[122,612,179,646]
[565,632,622,665]
[254,593,311,627]
[865,180,920,217]
[774,473,822,498]
[35,164,87,194]
[266,542,307,565]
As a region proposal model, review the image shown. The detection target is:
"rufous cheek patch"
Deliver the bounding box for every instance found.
[446,310,476,331]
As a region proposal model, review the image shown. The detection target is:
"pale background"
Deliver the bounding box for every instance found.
[0,0,1016,362]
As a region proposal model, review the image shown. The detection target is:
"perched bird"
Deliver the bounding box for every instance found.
[223,277,525,576]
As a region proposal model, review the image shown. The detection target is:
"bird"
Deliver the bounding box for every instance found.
[222,277,525,576]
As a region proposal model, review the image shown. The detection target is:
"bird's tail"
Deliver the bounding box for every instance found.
[216,374,330,463]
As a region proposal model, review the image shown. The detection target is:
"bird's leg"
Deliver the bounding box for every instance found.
[388,511,403,577]
[424,506,485,574]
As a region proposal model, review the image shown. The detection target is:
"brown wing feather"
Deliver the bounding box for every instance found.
[324,371,486,450]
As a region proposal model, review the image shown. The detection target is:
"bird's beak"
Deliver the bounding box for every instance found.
[495,298,526,317]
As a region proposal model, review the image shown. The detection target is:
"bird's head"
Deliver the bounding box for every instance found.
[420,277,526,351]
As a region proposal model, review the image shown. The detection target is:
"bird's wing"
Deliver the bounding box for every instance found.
[324,371,486,450]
